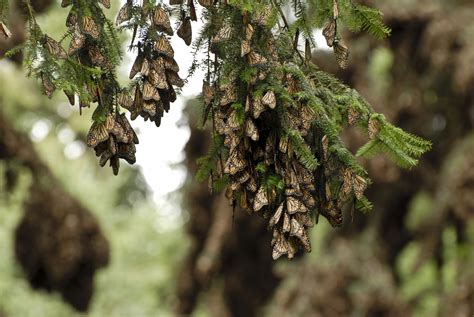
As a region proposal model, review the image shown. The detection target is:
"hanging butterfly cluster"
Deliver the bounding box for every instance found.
[198,4,367,259]
[61,0,114,108]
[59,0,140,175]
[323,0,349,68]
[116,1,192,127]
[87,113,139,175]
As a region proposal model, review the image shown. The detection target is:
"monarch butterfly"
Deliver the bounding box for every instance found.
[81,16,100,39]
[142,100,157,117]
[116,113,139,144]
[150,57,165,74]
[235,170,250,186]
[286,74,299,94]
[118,143,137,164]
[269,203,284,227]
[230,170,248,191]
[153,6,173,36]
[68,26,85,54]
[61,0,71,7]
[188,0,197,21]
[163,56,180,72]
[294,211,314,228]
[129,54,144,79]
[149,69,169,90]
[140,58,150,76]
[252,97,266,119]
[301,192,316,210]
[87,122,109,148]
[117,91,132,111]
[219,85,238,106]
[253,186,269,212]
[227,110,240,131]
[289,218,310,251]
[322,200,343,227]
[64,90,75,106]
[245,23,254,41]
[321,135,329,161]
[333,40,349,69]
[108,135,118,155]
[282,212,291,233]
[177,17,192,46]
[116,3,131,26]
[110,156,120,175]
[245,119,259,141]
[241,40,251,57]
[224,132,239,151]
[214,116,227,135]
[341,168,353,197]
[224,149,246,175]
[142,81,161,101]
[368,116,380,139]
[166,70,184,87]
[154,35,174,58]
[295,163,314,186]
[352,175,367,200]
[246,175,257,193]
[271,231,292,260]
[202,81,214,105]
[197,0,213,7]
[99,0,110,9]
[251,6,272,26]
[99,148,114,167]
[106,116,128,143]
[347,107,360,125]
[89,47,106,66]
[150,107,164,127]
[299,106,313,132]
[42,35,67,59]
[131,85,144,120]
[323,20,337,47]
[66,12,77,28]
[211,24,232,44]
[262,90,276,109]
[305,39,312,62]
[41,73,55,98]
[247,51,267,66]
[286,196,308,215]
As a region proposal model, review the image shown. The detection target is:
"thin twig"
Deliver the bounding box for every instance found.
[270,0,305,64]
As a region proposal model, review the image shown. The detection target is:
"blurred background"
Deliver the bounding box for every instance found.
[1,0,473,316]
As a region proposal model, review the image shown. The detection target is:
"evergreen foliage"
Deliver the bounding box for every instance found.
[6,0,430,259]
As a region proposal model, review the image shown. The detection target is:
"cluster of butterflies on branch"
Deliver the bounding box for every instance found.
[37,0,201,174]
[14,0,423,260]
[199,2,369,259]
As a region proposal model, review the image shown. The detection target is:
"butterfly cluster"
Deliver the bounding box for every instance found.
[116,3,186,127]
[60,0,140,174]
[202,7,313,259]
[199,3,372,259]
[59,0,115,112]
[87,113,139,175]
